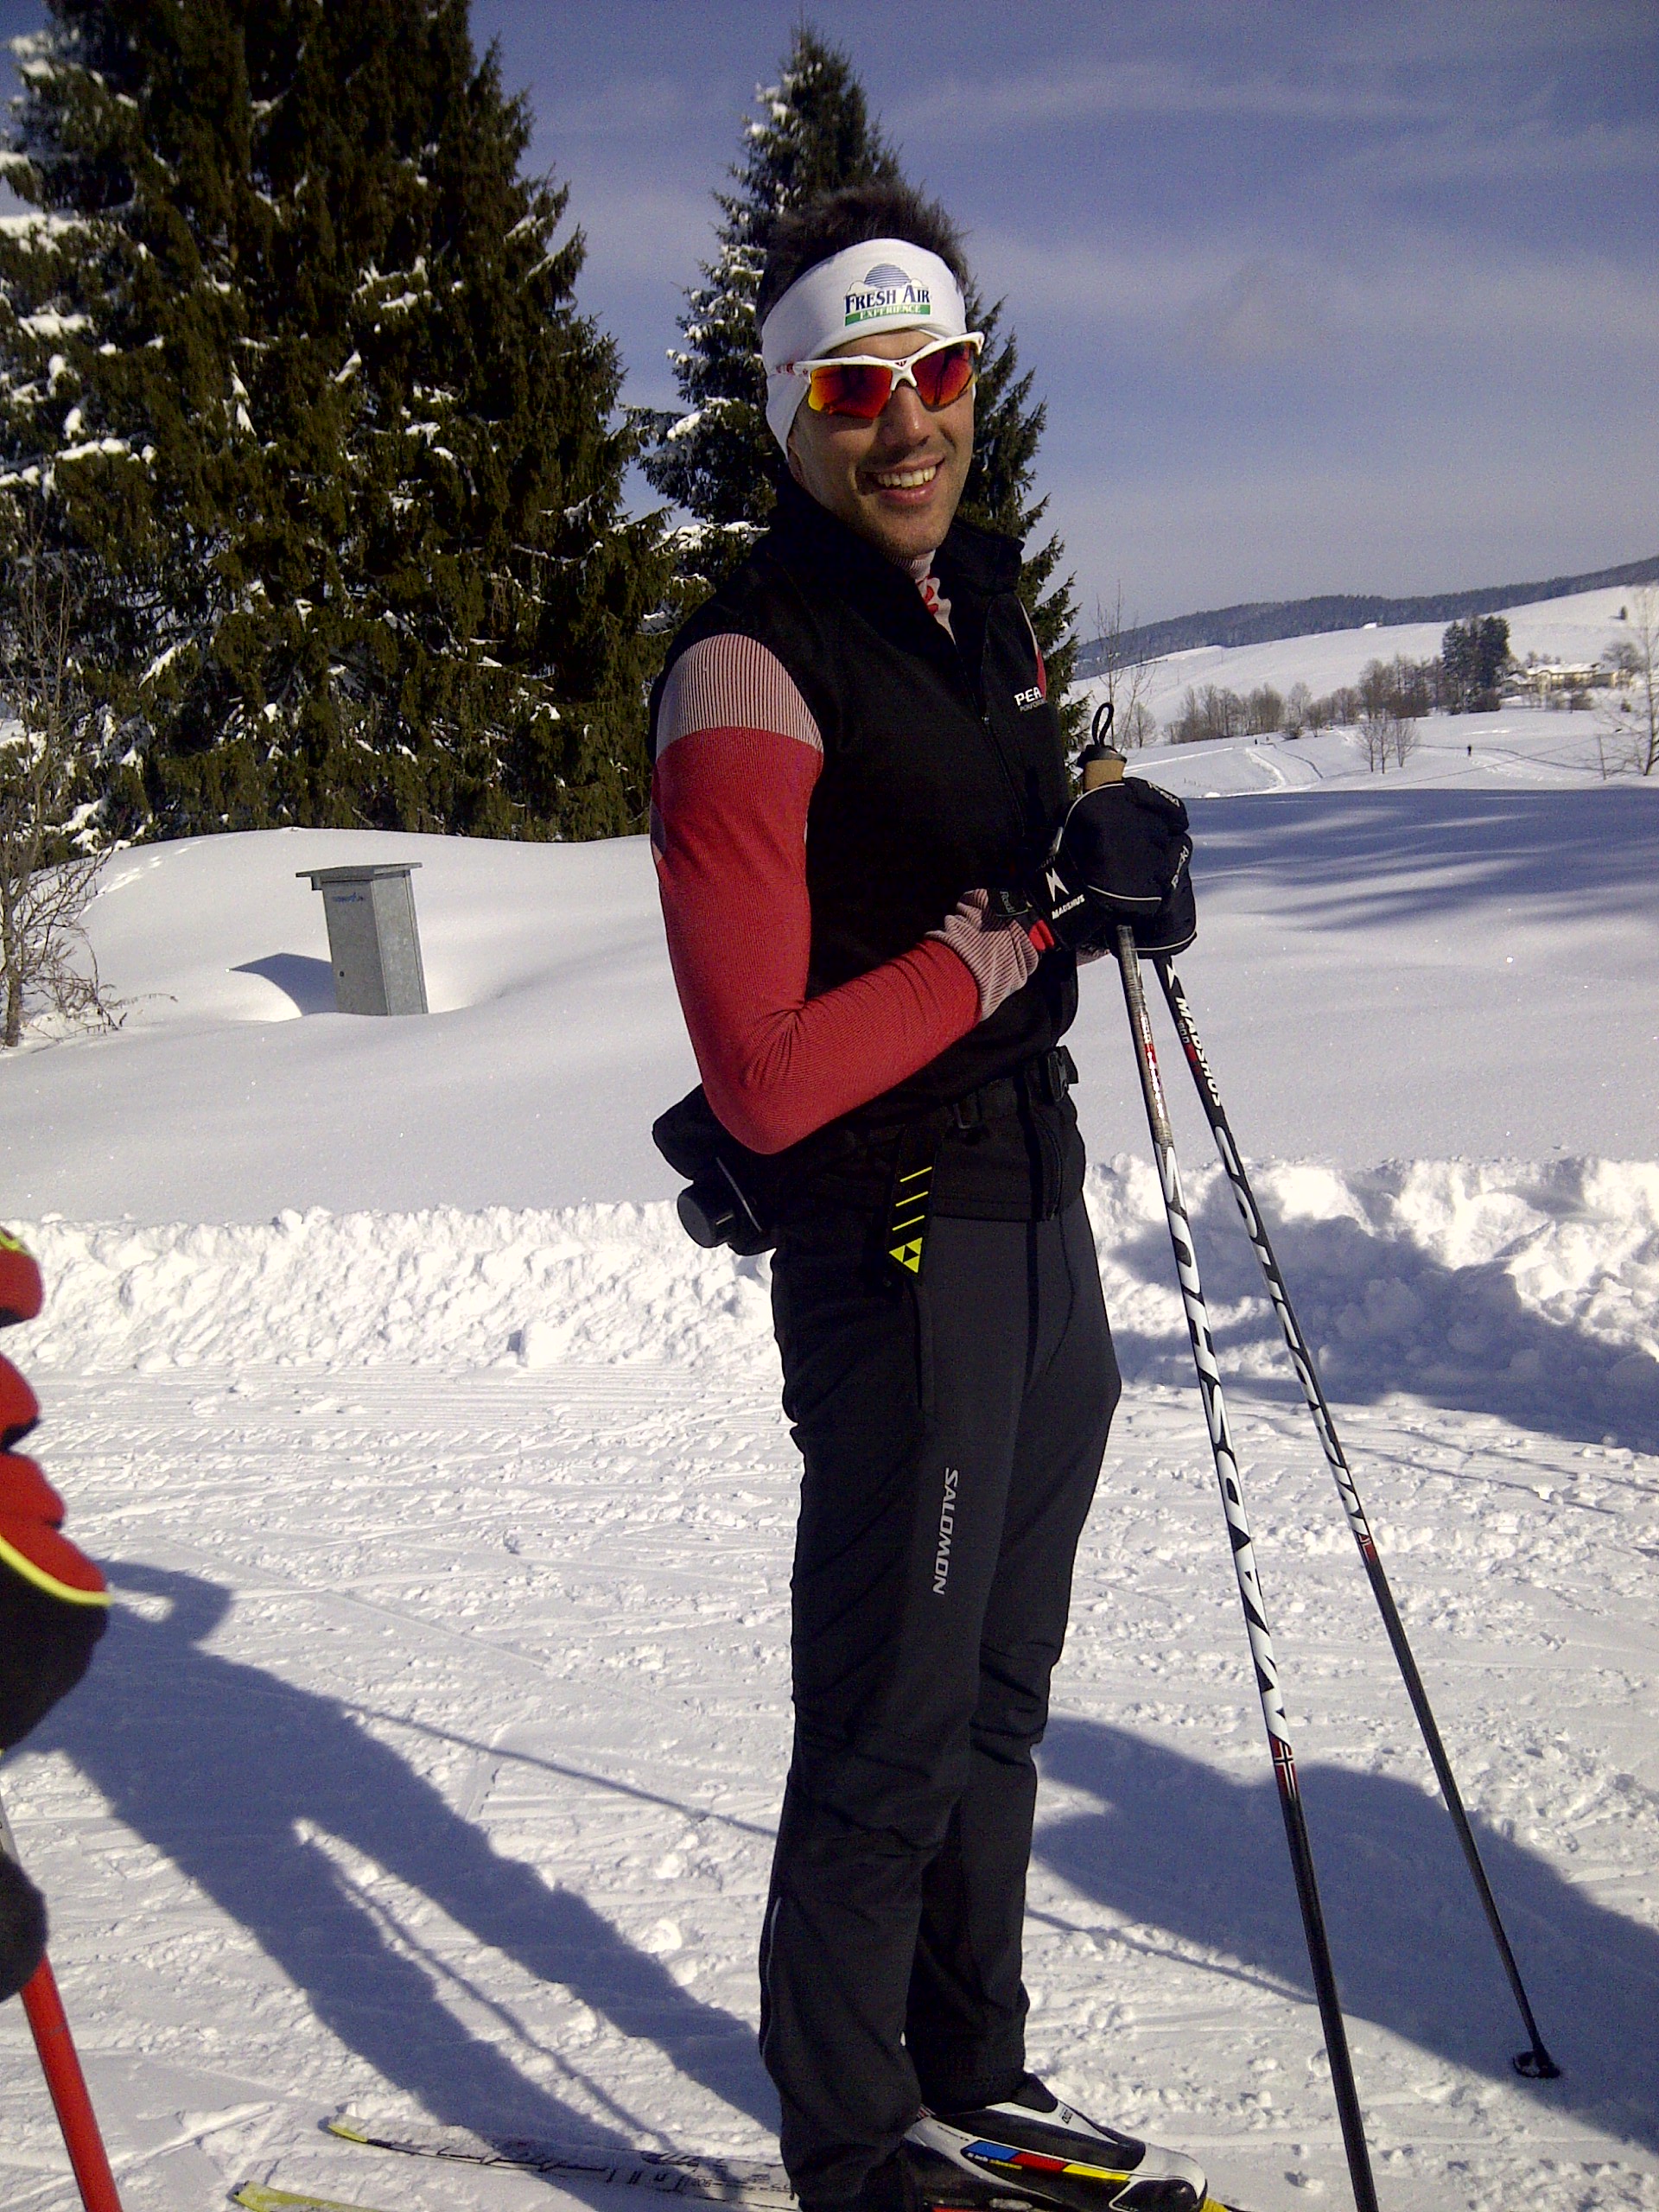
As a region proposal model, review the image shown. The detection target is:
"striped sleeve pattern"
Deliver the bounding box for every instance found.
[651,632,1036,1154]
[926,889,1041,1017]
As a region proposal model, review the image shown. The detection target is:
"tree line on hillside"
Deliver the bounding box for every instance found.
[0,8,1069,1035]
[1164,616,1512,748]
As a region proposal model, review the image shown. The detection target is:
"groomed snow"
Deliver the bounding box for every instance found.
[0,674,1656,2212]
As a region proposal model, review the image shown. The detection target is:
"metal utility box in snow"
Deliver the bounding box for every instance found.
[297,863,429,1016]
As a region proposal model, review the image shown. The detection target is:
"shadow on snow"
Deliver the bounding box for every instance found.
[31,1562,776,2146]
[1035,1716,1659,2154]
[1192,788,1659,931]
[232,953,338,1015]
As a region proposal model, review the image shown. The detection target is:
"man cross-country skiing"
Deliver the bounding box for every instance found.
[649,181,1204,2212]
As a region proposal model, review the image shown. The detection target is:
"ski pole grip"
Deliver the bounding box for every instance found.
[1079,743,1126,791]
[1081,699,1127,791]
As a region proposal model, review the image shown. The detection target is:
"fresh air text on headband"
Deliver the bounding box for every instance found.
[759,238,982,453]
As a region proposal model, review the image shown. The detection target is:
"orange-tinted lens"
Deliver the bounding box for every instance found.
[804,361,896,418]
[912,341,977,410]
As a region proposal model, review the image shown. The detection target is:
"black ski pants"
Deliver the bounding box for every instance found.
[760,1198,1119,2205]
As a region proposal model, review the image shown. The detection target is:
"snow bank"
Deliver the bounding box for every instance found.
[16,1157,1657,1436]
[16,1199,777,1376]
[5,785,1658,1224]
[1089,1154,1659,1434]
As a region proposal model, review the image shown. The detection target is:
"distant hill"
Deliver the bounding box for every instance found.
[1071,553,1659,677]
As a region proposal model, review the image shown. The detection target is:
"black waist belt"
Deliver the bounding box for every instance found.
[945,1044,1077,1130]
[849,1045,1077,1154]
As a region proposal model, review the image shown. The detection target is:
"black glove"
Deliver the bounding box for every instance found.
[0,1852,47,2004]
[1035,776,1196,956]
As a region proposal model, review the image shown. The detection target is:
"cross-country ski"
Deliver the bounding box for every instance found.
[327,2115,798,2204]
[232,2188,398,2212]
[326,2114,1251,2212]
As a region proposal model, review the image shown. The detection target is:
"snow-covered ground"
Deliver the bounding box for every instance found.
[1,665,1656,2212]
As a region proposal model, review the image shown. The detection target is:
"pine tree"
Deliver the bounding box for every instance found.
[641,25,899,595]
[643,25,1077,729]
[1440,614,1510,715]
[0,0,670,841]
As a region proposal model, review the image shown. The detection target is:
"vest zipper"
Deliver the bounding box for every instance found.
[947,627,1029,844]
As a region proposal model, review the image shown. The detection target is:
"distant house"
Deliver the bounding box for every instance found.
[1505,660,1612,705]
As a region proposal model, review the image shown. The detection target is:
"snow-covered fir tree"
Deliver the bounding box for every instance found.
[640,27,899,593]
[0,0,670,840]
[644,26,1076,724]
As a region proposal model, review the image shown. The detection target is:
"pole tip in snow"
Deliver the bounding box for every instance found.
[1513,2045,1562,2080]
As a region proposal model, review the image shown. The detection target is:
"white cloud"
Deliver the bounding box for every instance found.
[1338,112,1659,189]
[969,222,1659,372]
[891,55,1454,137]
[526,73,739,144]
[565,175,717,288]
[1311,0,1649,71]
[1181,259,1332,368]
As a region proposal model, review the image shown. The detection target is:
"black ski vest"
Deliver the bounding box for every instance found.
[649,476,1084,1220]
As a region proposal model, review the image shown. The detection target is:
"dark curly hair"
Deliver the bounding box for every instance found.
[756,181,969,330]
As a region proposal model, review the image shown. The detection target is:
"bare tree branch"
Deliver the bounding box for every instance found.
[1090,585,1159,750]
[1595,584,1659,778]
[0,512,121,1046]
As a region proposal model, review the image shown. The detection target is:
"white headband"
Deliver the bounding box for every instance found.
[758,238,969,453]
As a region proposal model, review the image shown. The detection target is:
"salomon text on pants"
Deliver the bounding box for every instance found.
[760,1198,1119,2205]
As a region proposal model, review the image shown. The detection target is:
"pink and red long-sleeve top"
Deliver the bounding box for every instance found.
[650,602,1043,1156]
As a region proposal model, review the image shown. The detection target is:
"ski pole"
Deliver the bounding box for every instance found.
[0,1789,125,2212]
[1152,953,1560,2082]
[1113,923,1380,2212]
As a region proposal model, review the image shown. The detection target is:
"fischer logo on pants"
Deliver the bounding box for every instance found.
[933,1466,959,1594]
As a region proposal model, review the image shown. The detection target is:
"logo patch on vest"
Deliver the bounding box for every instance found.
[1014,684,1045,710]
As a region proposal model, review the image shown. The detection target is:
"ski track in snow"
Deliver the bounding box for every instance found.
[2,1181,1657,2212]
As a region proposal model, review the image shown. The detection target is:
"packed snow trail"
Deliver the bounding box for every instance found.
[2,1340,1656,2212]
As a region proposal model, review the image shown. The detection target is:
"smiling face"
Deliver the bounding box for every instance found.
[785,325,976,565]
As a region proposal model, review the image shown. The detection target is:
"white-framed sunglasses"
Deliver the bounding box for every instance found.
[785,332,984,420]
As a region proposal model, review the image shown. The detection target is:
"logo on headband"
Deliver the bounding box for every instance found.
[844,262,933,328]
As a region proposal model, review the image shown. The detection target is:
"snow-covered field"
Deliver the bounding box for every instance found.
[1075,582,1646,731]
[1,645,1656,2212]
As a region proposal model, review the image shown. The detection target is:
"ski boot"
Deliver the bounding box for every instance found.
[906,2074,1217,2212]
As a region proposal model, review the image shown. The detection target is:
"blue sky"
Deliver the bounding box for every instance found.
[5,2,1656,626]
